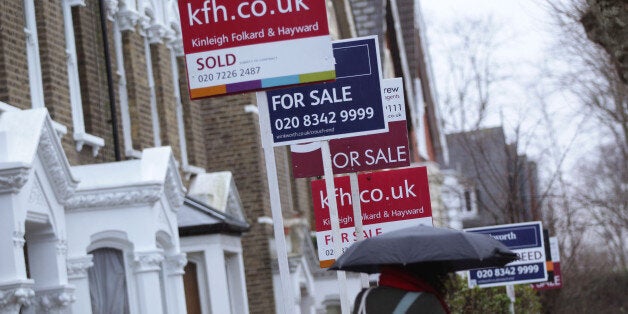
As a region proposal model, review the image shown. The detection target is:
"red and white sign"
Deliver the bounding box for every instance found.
[532,237,563,290]
[178,0,335,98]
[290,78,409,177]
[312,166,433,267]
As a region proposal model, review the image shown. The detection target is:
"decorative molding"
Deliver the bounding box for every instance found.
[117,8,140,31]
[138,13,152,39]
[132,251,164,273]
[65,185,162,210]
[38,127,78,204]
[104,0,119,21]
[164,254,187,276]
[0,287,35,312]
[34,287,75,312]
[138,2,173,44]
[56,239,68,256]
[146,23,169,44]
[67,255,94,279]
[27,177,49,215]
[167,23,184,56]
[165,163,185,211]
[12,231,25,249]
[0,167,29,193]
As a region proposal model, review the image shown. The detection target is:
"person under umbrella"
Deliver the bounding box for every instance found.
[353,262,451,314]
[330,225,518,314]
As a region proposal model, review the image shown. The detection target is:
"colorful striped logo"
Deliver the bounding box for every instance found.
[190,70,336,99]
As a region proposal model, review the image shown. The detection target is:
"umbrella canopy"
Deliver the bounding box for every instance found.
[329,225,518,274]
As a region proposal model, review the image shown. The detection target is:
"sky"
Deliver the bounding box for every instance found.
[418,0,594,176]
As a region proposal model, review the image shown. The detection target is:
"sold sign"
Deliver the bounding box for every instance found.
[178,0,335,98]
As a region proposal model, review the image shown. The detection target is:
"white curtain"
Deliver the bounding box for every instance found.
[88,248,130,314]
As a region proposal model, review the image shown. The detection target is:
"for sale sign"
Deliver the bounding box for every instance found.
[532,236,563,290]
[465,221,548,288]
[290,78,409,177]
[312,167,433,267]
[178,0,335,98]
[257,36,387,146]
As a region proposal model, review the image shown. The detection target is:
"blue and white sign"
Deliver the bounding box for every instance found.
[465,221,547,288]
[257,36,387,147]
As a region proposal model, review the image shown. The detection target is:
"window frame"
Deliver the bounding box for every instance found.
[63,0,105,156]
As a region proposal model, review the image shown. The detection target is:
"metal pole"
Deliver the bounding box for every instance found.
[349,172,369,289]
[322,141,350,314]
[262,145,296,314]
[506,284,515,314]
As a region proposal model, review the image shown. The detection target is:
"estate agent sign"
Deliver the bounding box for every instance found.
[312,167,433,267]
[466,221,548,288]
[178,0,335,98]
[290,78,409,177]
[257,36,387,146]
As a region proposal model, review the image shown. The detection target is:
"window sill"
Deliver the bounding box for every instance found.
[74,132,105,157]
[125,149,142,159]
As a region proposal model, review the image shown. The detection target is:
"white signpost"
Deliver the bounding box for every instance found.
[257,36,386,314]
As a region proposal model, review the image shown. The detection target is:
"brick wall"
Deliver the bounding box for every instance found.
[293,176,315,227]
[274,146,296,216]
[71,1,120,164]
[36,0,70,125]
[150,43,181,160]
[178,56,207,168]
[0,1,31,109]
[123,30,154,152]
[397,0,418,78]
[350,0,386,42]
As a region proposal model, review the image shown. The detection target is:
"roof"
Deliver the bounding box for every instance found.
[178,196,250,236]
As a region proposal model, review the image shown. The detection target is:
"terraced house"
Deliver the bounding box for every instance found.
[0,0,450,313]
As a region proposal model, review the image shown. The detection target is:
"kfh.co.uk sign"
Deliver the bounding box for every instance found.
[312,166,433,267]
[178,0,335,98]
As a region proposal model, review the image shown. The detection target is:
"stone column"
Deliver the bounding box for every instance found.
[22,235,75,314]
[204,246,231,314]
[0,195,34,314]
[0,195,29,285]
[67,255,93,314]
[132,251,165,314]
[164,253,187,314]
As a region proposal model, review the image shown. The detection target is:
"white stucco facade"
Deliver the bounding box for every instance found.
[65,145,187,314]
[0,108,249,314]
[1,109,78,313]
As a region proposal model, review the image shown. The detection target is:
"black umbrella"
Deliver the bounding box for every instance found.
[329,225,518,274]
